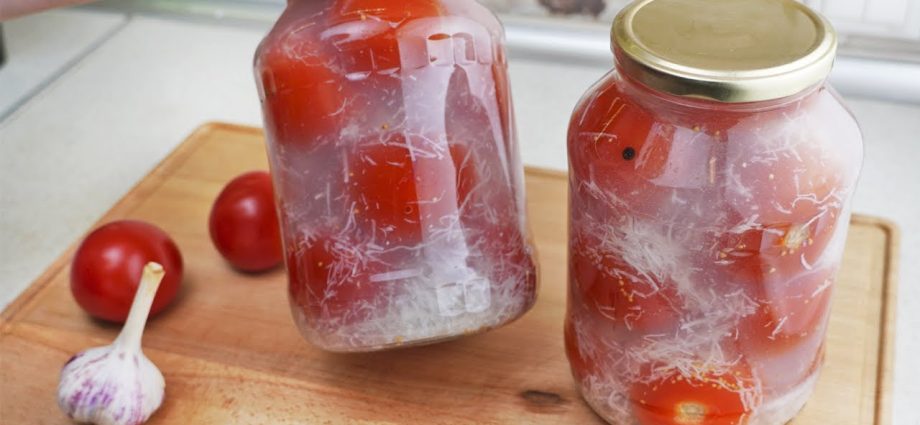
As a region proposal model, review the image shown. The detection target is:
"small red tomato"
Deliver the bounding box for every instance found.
[348,135,474,247]
[71,220,183,323]
[569,79,685,217]
[724,124,846,227]
[286,233,387,325]
[209,171,283,272]
[570,243,680,334]
[631,366,758,425]
[712,211,840,284]
[713,148,844,284]
[737,267,836,354]
[256,36,353,145]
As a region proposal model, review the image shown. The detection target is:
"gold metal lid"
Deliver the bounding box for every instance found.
[612,0,837,102]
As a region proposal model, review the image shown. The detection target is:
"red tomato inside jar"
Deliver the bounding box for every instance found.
[254,0,536,352]
[565,0,862,423]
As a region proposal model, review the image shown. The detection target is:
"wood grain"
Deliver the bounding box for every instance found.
[0,123,898,424]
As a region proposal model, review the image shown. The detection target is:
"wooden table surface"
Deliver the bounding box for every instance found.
[0,123,898,424]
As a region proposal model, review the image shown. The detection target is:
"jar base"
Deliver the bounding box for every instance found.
[291,292,536,353]
[578,368,821,425]
[748,370,820,425]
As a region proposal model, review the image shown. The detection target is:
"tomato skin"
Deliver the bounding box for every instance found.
[714,112,847,279]
[630,368,755,425]
[349,139,428,246]
[209,171,283,272]
[256,0,443,150]
[713,213,839,285]
[348,136,476,247]
[255,30,350,147]
[570,247,680,334]
[737,268,836,355]
[717,150,844,284]
[331,0,442,23]
[70,220,183,323]
[568,83,673,217]
[286,234,386,325]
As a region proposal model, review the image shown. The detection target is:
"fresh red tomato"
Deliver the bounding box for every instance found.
[209,171,283,272]
[738,267,836,354]
[70,220,183,323]
[570,243,680,334]
[630,366,757,425]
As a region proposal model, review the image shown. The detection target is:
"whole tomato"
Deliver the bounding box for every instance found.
[347,135,476,247]
[70,220,184,323]
[630,365,758,425]
[570,248,680,334]
[209,171,283,272]
[716,114,847,282]
[286,233,386,326]
[737,267,836,355]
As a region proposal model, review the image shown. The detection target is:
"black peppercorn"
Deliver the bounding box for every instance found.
[622,147,636,161]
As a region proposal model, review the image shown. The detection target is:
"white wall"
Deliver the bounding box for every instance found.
[806,0,920,39]
[482,0,920,41]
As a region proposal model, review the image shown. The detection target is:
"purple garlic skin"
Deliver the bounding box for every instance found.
[57,345,164,425]
[58,262,166,425]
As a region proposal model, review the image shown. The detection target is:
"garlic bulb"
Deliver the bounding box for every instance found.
[58,262,167,425]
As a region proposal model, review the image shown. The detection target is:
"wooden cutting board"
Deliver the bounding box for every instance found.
[0,123,898,424]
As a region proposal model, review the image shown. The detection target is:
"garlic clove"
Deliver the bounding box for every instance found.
[58,262,167,425]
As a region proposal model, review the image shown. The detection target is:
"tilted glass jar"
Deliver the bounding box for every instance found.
[565,0,863,423]
[255,0,537,352]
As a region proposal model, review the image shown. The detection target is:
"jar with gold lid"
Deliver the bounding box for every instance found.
[564,0,863,423]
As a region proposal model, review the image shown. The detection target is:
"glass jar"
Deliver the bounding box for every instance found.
[565,0,863,423]
[255,0,537,352]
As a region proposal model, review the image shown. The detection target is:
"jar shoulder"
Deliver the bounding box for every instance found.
[567,76,864,188]
[568,75,864,148]
[255,0,503,66]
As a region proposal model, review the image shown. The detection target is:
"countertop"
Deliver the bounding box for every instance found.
[1,8,918,425]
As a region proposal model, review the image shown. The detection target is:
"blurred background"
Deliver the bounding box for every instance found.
[1,0,918,423]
